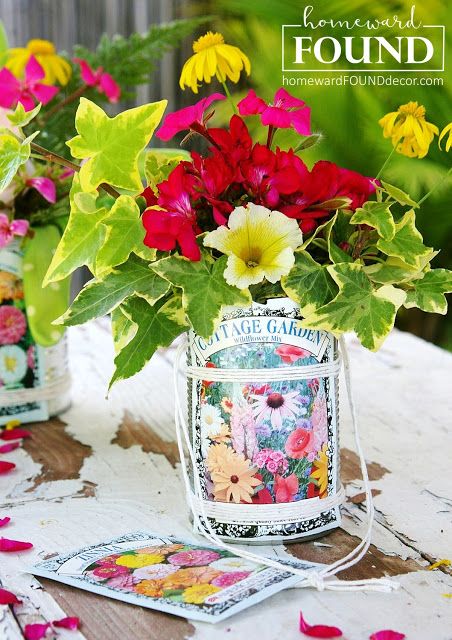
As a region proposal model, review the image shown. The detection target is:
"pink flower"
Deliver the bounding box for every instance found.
[230,399,257,460]
[370,632,405,640]
[95,553,121,566]
[74,59,120,103]
[26,177,56,204]
[211,571,251,587]
[274,473,299,503]
[275,344,311,364]
[0,442,21,453]
[27,345,35,369]
[0,305,27,344]
[0,461,16,474]
[0,517,11,527]
[105,573,139,591]
[0,213,29,249]
[167,549,220,566]
[0,56,58,111]
[156,93,226,141]
[311,391,328,451]
[134,563,179,581]
[285,428,312,459]
[52,617,80,630]
[253,448,288,475]
[299,611,343,637]
[92,564,129,579]
[24,623,51,640]
[238,88,311,136]
[252,390,301,430]
[0,536,33,552]
[0,587,21,605]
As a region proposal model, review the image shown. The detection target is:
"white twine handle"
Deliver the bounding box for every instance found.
[186,358,341,382]
[0,373,71,406]
[173,337,398,593]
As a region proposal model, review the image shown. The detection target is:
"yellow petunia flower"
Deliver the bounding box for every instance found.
[310,444,329,497]
[204,203,303,289]
[439,122,452,152]
[182,583,221,604]
[378,101,438,159]
[179,31,250,94]
[115,553,165,568]
[6,39,72,85]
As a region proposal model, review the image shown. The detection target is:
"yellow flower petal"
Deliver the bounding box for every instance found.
[439,122,452,152]
[378,101,438,159]
[6,38,71,85]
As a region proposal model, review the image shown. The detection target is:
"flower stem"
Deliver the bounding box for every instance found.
[375,145,397,180]
[417,166,452,206]
[266,125,275,149]
[220,80,238,115]
[39,84,88,124]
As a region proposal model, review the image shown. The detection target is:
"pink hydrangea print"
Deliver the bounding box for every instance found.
[0,306,27,345]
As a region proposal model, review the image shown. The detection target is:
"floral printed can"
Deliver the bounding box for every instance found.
[187,298,342,543]
[0,241,70,425]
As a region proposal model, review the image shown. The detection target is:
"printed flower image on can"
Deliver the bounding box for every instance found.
[187,298,341,543]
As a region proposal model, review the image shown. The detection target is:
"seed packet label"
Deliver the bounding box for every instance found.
[30,531,318,623]
[188,299,340,541]
[0,244,48,424]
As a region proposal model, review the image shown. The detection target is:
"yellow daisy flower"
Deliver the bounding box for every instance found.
[182,583,221,604]
[310,444,329,498]
[6,39,72,85]
[204,203,303,289]
[179,31,250,94]
[378,101,438,159]
[439,122,452,152]
[115,553,165,568]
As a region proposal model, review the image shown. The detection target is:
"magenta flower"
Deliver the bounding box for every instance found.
[156,93,226,141]
[92,564,129,579]
[74,58,121,103]
[26,177,56,203]
[0,213,29,248]
[238,88,311,136]
[0,56,58,111]
[211,571,251,587]
[0,305,27,344]
[167,549,220,566]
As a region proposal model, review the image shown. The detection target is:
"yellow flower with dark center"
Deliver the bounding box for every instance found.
[179,31,250,94]
[310,444,329,498]
[183,583,221,604]
[378,101,438,159]
[6,39,72,85]
[211,450,261,503]
[115,553,164,568]
[439,122,452,152]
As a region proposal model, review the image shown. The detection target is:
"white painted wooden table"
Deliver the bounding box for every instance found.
[1,321,451,639]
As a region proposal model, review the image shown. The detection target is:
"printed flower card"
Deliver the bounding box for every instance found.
[30,531,316,623]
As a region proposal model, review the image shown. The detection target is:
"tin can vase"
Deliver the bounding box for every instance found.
[0,240,71,425]
[186,298,342,543]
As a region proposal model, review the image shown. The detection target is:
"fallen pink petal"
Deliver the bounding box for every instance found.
[370,631,406,640]
[299,612,343,638]
[24,623,51,640]
[0,442,21,453]
[0,517,11,527]
[53,616,80,630]
[0,428,32,441]
[0,461,16,474]
[0,537,34,552]
[0,587,22,605]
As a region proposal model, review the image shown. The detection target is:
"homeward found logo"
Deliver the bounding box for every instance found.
[282,5,445,72]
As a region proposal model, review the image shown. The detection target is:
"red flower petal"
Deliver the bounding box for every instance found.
[300,612,343,638]
[0,461,16,474]
[0,517,11,527]
[0,442,21,453]
[0,587,22,605]
[24,623,51,640]
[0,428,32,440]
[370,631,406,640]
[53,616,80,630]
[0,537,33,552]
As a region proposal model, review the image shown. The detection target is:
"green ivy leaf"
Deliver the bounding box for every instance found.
[110,294,187,386]
[152,253,251,339]
[0,133,30,193]
[350,201,395,241]
[364,258,423,285]
[7,102,42,127]
[95,195,145,274]
[376,210,432,268]
[381,181,418,208]
[44,175,109,284]
[111,306,138,354]
[145,148,191,191]
[302,262,406,351]
[404,269,452,315]
[58,254,169,326]
[66,98,167,192]
[281,251,338,315]
[300,214,337,250]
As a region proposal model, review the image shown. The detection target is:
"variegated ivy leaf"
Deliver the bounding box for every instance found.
[381,181,418,208]
[281,251,338,316]
[300,214,337,250]
[152,252,251,339]
[44,175,109,285]
[7,102,41,127]
[145,148,191,191]
[111,306,138,354]
[376,210,432,268]
[364,257,424,285]
[350,201,395,241]
[0,133,30,193]
[95,195,145,274]
[67,98,167,192]
[110,294,187,387]
[302,262,406,351]
[404,269,452,315]
[57,254,169,326]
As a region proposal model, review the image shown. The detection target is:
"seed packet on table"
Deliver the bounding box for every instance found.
[30,530,318,623]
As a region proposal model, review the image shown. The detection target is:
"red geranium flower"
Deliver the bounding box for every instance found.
[238,88,311,136]
[156,93,225,141]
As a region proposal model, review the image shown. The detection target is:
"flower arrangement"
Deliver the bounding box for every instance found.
[37,30,452,390]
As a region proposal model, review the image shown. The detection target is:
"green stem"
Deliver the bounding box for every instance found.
[220,80,238,115]
[376,145,397,180]
[417,166,452,206]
